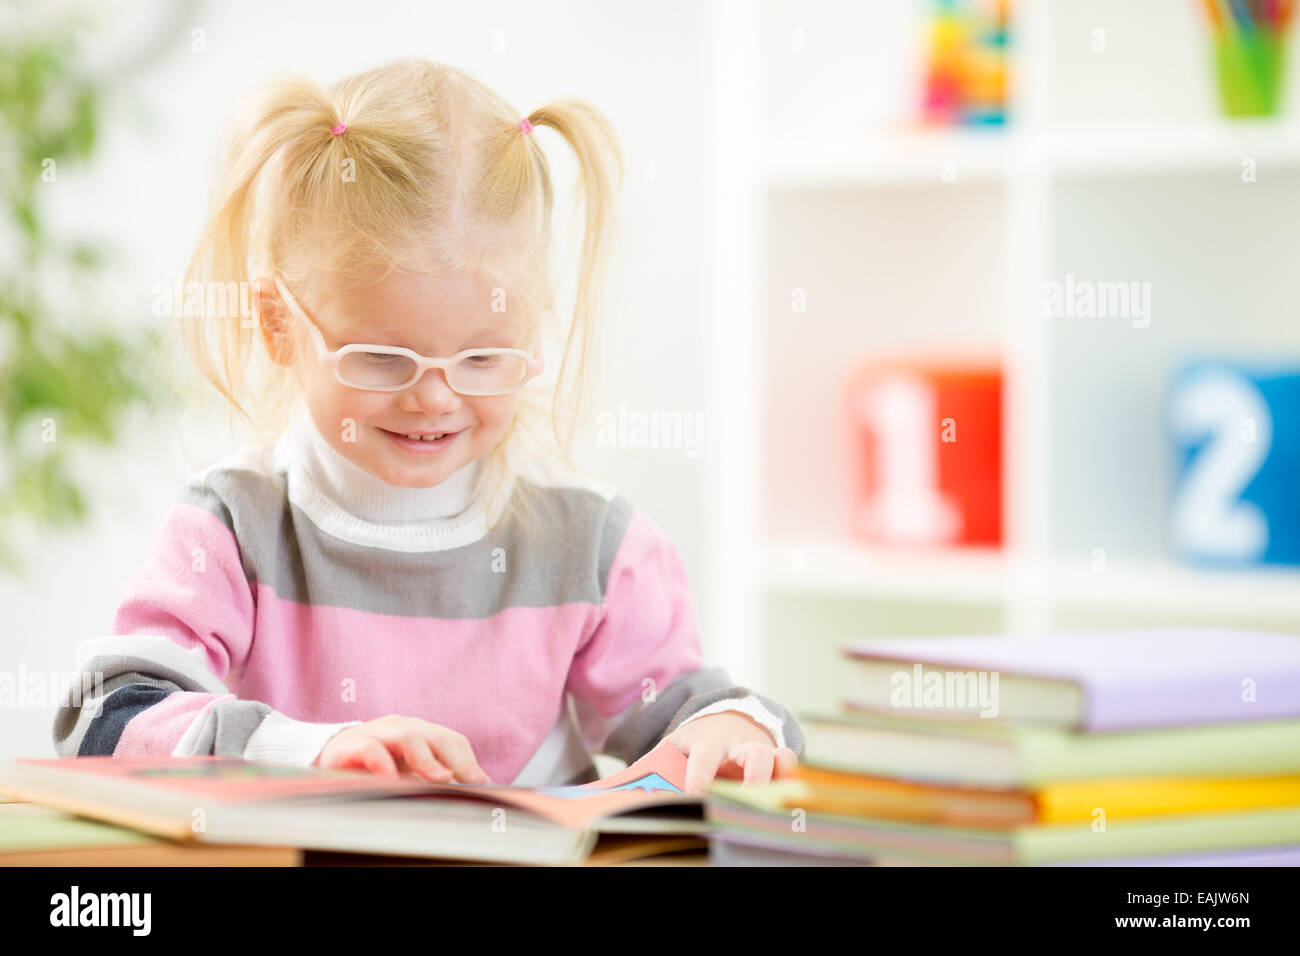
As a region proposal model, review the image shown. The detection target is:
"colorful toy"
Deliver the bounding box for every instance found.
[920,0,1012,126]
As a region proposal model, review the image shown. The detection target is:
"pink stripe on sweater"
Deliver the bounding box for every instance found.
[238,594,602,783]
[115,691,235,757]
[102,493,704,781]
[110,502,255,681]
[236,511,704,783]
[567,511,705,716]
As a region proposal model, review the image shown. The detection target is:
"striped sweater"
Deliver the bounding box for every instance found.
[52,402,805,786]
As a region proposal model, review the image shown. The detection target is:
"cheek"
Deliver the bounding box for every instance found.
[474,397,517,431]
[308,384,387,431]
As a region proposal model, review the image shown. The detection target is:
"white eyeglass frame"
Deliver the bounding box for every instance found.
[271,275,544,395]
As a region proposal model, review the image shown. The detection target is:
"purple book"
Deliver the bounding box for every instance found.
[1044,845,1300,867]
[844,628,1300,731]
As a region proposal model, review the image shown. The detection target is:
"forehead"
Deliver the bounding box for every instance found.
[318,271,526,347]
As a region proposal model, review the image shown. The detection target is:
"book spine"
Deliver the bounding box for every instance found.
[1021,723,1300,785]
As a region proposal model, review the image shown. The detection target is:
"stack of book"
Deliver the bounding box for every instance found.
[706,628,1300,865]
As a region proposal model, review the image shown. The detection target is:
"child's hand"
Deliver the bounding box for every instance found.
[313,715,492,784]
[665,711,799,795]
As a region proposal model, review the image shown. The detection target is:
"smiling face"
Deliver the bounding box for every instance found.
[258,270,535,489]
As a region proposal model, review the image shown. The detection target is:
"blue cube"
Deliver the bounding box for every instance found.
[1168,360,1300,566]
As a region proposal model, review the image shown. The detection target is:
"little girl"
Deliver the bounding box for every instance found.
[52,58,803,794]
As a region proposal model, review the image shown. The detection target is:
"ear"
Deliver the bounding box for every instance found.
[251,277,295,366]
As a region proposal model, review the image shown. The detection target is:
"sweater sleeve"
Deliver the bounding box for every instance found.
[564,503,805,764]
[52,483,361,765]
[669,694,788,749]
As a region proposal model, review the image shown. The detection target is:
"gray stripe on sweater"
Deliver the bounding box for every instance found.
[52,650,301,760]
[600,666,729,764]
[599,666,804,764]
[180,468,636,619]
[52,671,185,757]
[664,681,807,758]
[176,698,278,757]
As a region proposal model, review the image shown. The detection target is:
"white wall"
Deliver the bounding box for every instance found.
[0,0,711,762]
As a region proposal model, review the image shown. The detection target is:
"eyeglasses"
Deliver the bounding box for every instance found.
[272,275,544,395]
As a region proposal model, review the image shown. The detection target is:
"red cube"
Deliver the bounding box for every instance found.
[845,360,1002,547]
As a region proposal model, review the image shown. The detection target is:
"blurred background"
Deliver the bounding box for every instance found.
[3,0,1300,765]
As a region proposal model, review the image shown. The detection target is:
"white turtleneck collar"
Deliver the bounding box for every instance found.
[273,401,498,552]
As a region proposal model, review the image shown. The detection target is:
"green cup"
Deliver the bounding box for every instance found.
[1215,31,1287,118]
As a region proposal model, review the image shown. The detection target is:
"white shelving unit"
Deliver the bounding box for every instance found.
[703,0,1300,709]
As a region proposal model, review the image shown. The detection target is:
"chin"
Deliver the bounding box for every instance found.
[393,476,445,489]
[380,460,454,488]
[377,448,463,487]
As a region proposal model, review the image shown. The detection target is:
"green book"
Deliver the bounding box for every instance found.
[800,709,1300,786]
[706,782,1300,865]
[0,803,159,853]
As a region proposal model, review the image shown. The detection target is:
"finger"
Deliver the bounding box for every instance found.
[322,744,375,773]
[714,741,765,778]
[710,743,753,781]
[397,731,453,783]
[733,743,775,785]
[430,730,491,784]
[683,738,726,795]
[355,738,401,778]
[372,726,454,782]
[772,746,799,779]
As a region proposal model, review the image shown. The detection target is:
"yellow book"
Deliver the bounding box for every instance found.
[791,764,1300,827]
[1035,775,1300,824]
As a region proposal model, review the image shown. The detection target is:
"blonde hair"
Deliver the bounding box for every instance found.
[166,58,624,532]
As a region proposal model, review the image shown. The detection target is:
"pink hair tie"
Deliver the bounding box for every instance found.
[519,117,533,135]
[330,121,347,136]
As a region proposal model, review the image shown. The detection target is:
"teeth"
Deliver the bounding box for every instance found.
[404,433,445,441]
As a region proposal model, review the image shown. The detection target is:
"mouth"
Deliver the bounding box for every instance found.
[379,427,464,454]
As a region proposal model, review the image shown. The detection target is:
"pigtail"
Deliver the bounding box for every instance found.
[521,100,624,460]
[172,75,340,442]
[464,96,624,535]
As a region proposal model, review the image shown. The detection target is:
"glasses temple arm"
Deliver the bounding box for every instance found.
[272,277,330,357]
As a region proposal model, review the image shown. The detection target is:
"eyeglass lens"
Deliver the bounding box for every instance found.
[337,350,528,393]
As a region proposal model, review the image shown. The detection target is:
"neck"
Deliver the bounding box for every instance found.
[287,402,483,523]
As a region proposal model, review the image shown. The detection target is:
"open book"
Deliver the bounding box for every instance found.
[0,739,706,866]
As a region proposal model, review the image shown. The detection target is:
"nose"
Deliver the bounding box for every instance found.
[397,367,463,414]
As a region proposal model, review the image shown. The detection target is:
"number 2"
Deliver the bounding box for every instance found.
[1169,369,1271,561]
